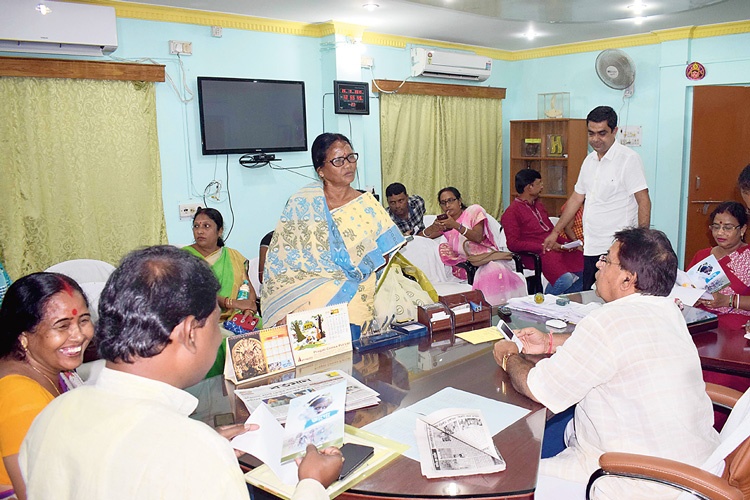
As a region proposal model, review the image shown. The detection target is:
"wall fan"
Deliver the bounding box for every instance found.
[595,49,636,96]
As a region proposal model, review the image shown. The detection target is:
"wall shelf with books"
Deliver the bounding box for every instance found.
[509,119,588,216]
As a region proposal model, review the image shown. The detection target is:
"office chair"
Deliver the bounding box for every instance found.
[586,383,750,500]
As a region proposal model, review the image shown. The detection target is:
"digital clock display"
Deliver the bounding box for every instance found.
[334,80,370,115]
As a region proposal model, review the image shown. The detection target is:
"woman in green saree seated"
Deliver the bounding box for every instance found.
[185,207,257,319]
[184,207,258,377]
[261,133,405,337]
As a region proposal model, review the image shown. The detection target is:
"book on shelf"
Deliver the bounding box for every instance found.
[523,137,541,157]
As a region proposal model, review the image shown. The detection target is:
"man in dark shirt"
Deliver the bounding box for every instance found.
[385,183,426,236]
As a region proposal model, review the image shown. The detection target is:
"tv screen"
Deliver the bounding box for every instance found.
[197,77,308,155]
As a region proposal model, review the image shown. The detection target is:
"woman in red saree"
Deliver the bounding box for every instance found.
[688,201,750,331]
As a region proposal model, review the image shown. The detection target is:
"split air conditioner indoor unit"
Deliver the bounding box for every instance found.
[411,48,492,82]
[0,0,118,57]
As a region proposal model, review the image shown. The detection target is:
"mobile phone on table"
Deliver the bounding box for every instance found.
[338,443,374,481]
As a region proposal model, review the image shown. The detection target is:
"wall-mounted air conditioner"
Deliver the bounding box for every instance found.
[0,0,118,57]
[411,48,492,82]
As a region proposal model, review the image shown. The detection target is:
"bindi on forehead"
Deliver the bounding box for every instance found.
[72,308,78,315]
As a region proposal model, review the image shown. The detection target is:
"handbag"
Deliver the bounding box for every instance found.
[463,240,512,267]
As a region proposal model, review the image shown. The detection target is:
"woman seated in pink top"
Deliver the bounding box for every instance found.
[501,169,583,295]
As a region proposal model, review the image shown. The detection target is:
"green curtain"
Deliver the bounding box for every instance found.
[379,93,503,217]
[0,77,167,279]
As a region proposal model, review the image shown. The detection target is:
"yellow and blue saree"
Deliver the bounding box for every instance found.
[261,182,404,331]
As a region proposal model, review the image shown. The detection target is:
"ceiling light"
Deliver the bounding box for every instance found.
[627,1,648,15]
[525,27,537,40]
[362,3,379,11]
[36,3,52,15]
[632,16,645,24]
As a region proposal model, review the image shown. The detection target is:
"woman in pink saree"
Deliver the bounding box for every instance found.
[423,187,526,305]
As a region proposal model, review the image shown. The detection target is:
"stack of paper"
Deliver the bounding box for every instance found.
[235,370,380,424]
[507,294,601,324]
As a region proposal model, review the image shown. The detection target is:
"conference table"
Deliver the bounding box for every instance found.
[188,323,547,499]
[186,291,744,500]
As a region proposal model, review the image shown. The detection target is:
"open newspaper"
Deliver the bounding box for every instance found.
[235,370,379,424]
[415,408,505,478]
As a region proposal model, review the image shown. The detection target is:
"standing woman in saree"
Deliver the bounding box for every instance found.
[261,133,405,335]
[423,187,526,305]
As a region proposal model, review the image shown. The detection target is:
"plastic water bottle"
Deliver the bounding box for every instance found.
[237,280,250,301]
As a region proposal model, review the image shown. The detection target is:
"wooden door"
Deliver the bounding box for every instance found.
[684,85,750,264]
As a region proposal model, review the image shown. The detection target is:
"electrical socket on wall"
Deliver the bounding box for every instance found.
[179,203,203,220]
[619,126,642,147]
[169,40,193,55]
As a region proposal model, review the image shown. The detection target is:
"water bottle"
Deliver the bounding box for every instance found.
[237,280,250,301]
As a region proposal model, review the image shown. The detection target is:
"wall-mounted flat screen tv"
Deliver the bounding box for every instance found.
[197,77,307,155]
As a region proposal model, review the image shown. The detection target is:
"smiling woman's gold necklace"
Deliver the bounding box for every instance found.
[28,362,61,396]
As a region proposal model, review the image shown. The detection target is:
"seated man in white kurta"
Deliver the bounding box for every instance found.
[19,246,342,500]
[493,228,720,500]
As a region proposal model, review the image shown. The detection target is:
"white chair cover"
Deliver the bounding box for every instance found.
[247,256,261,297]
[45,259,115,284]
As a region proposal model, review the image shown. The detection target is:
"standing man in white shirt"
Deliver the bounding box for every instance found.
[20,245,342,500]
[543,106,651,290]
[494,228,719,499]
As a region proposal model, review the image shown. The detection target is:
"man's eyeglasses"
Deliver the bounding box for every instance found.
[598,254,621,267]
[709,224,742,232]
[327,153,359,167]
[439,198,458,206]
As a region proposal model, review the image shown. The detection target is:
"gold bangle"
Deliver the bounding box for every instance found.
[226,297,232,309]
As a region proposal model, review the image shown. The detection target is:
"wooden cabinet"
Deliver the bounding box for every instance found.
[509,119,588,216]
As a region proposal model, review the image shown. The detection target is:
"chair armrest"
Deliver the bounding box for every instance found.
[513,251,543,294]
[509,253,524,273]
[706,383,742,411]
[587,452,741,500]
[455,261,478,285]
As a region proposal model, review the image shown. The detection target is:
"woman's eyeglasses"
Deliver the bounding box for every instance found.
[327,153,359,167]
[439,198,458,206]
[709,224,742,232]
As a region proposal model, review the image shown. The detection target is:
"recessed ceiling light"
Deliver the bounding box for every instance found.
[362,3,379,11]
[525,27,537,40]
[36,3,52,15]
[627,1,648,15]
[632,16,645,24]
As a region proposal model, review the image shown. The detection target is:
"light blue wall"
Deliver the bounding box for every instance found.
[5,14,749,265]
[500,34,750,264]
